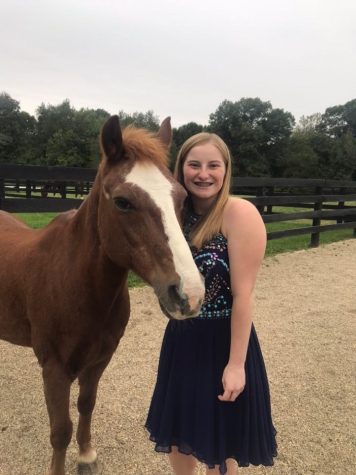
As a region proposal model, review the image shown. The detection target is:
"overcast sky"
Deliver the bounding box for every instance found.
[1,0,355,127]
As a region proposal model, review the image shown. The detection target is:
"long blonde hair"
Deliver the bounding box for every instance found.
[174,132,232,249]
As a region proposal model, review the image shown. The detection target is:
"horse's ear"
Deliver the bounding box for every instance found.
[100,115,123,163]
[158,116,172,149]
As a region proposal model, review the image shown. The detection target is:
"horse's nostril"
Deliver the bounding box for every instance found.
[168,284,190,314]
[168,284,181,303]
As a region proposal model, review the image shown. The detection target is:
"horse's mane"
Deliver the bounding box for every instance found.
[122,126,168,166]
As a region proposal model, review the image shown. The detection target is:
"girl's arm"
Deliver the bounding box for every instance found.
[218,198,266,402]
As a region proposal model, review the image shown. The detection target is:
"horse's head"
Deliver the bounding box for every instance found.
[97,115,204,320]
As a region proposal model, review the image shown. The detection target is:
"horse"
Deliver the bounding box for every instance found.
[0,115,205,475]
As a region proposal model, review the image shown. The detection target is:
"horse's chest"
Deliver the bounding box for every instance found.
[65,328,123,378]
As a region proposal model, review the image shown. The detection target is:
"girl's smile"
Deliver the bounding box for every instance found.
[183,142,226,211]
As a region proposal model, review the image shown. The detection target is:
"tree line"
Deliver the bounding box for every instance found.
[0,92,355,179]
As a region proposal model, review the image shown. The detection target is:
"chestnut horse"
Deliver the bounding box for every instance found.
[0,116,204,475]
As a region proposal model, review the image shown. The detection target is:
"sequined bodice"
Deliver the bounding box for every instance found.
[184,212,232,319]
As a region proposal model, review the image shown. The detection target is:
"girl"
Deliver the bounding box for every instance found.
[146,133,277,474]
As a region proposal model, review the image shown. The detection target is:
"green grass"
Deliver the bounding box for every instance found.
[14,210,355,286]
[264,205,355,255]
[265,224,353,256]
[16,212,58,229]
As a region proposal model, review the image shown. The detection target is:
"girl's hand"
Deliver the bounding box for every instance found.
[218,363,246,402]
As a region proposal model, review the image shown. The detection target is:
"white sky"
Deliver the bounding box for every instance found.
[1,0,355,127]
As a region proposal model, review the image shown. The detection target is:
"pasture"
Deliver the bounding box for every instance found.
[0,239,355,474]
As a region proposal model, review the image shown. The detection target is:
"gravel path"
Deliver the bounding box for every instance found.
[1,240,355,475]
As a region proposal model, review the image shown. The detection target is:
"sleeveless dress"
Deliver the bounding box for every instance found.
[145,212,277,474]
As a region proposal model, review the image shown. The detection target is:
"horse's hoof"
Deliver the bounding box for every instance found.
[77,460,102,475]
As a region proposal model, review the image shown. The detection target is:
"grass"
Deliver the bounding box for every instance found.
[264,204,355,255]
[17,212,58,229]
[265,223,353,256]
[14,210,355,287]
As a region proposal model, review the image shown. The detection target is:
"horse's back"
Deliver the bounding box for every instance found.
[0,210,30,230]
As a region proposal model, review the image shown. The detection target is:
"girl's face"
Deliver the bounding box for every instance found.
[182,142,226,208]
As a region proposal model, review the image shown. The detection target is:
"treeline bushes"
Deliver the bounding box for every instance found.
[0,92,355,179]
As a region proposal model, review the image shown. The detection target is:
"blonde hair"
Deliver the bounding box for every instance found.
[174,132,232,249]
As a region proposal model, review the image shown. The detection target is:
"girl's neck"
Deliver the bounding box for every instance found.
[191,196,216,216]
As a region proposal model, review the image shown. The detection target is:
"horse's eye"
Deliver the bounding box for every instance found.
[114,197,133,211]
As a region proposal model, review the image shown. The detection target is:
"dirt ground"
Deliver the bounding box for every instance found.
[0,240,355,475]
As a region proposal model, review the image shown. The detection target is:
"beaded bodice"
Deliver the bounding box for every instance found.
[184,212,232,319]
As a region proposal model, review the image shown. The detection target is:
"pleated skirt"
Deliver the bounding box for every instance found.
[145,317,277,474]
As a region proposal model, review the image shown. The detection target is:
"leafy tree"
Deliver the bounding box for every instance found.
[318,99,356,138]
[330,131,356,179]
[295,113,322,133]
[0,92,37,164]
[169,122,204,170]
[173,122,204,150]
[36,100,76,163]
[208,98,295,176]
[117,110,160,131]
[284,130,320,178]
[36,101,110,167]
[73,108,110,167]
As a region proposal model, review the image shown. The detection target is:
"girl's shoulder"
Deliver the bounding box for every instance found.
[224,196,258,215]
[221,197,265,241]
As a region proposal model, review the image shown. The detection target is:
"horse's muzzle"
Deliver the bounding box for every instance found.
[156,278,205,320]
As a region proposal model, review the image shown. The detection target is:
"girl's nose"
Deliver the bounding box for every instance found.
[197,166,209,179]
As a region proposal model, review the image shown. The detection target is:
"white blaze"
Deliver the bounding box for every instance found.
[125,162,203,305]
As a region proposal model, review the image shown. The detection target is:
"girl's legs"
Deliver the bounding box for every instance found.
[206,458,237,474]
[169,446,197,475]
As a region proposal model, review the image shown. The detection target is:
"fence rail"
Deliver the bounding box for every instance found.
[1,164,356,247]
[230,176,356,246]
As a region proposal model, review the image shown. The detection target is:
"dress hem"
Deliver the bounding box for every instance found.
[146,425,277,474]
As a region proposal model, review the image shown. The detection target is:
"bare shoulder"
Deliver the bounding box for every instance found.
[222,197,265,238]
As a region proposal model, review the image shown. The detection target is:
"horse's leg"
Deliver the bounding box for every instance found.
[76,358,111,475]
[42,360,73,475]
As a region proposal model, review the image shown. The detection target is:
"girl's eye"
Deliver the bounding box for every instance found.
[114,197,134,211]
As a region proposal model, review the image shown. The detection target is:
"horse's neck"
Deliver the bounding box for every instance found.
[69,176,127,288]
[73,177,101,240]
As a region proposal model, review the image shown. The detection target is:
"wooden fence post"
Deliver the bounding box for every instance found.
[0,178,4,209]
[256,186,265,214]
[26,180,32,199]
[267,186,274,214]
[310,186,322,247]
[337,201,345,224]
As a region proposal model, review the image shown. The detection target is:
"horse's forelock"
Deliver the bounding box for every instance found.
[122,126,168,167]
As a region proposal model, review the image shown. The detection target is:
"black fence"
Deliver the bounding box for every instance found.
[0,164,96,213]
[231,177,356,246]
[1,164,356,247]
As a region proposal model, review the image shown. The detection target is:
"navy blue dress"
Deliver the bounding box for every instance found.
[145,212,277,474]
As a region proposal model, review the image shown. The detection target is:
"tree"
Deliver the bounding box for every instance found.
[36,100,76,163]
[35,101,110,167]
[208,98,295,176]
[0,92,37,164]
[170,122,204,170]
[173,122,204,149]
[318,99,356,138]
[330,131,356,180]
[73,108,110,167]
[117,110,160,131]
[295,113,322,133]
[284,130,320,178]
